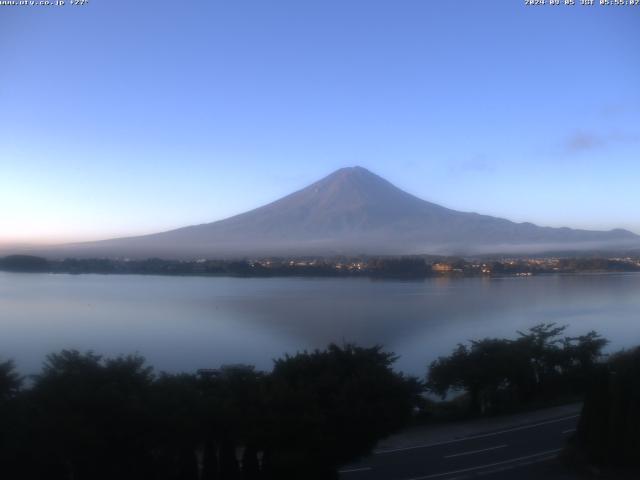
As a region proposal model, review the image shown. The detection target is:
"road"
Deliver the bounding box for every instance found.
[339,413,580,480]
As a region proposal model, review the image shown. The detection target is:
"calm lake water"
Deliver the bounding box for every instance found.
[1,272,639,376]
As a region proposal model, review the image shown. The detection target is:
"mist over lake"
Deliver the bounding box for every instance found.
[1,272,639,376]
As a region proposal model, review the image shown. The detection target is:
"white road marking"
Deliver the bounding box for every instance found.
[338,466,372,474]
[562,428,576,434]
[375,415,579,454]
[443,444,507,459]
[402,448,563,480]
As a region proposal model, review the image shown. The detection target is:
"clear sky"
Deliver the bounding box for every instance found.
[1,0,639,244]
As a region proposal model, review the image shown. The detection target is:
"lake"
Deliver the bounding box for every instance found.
[1,272,639,376]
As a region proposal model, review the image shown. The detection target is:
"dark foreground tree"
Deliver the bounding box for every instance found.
[573,347,640,470]
[14,350,156,480]
[263,344,422,479]
[0,344,421,480]
[427,324,608,415]
[0,359,21,402]
[427,339,521,414]
[0,360,23,475]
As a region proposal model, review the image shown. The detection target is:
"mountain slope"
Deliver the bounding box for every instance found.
[36,166,640,258]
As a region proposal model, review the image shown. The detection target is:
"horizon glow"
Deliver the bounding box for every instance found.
[1,0,639,245]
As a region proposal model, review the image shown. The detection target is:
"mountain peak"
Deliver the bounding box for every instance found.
[316,166,398,192]
[37,167,640,259]
[306,166,413,210]
[323,166,378,182]
[334,165,371,174]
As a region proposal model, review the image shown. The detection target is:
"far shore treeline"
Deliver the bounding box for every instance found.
[1,254,639,278]
[1,323,637,478]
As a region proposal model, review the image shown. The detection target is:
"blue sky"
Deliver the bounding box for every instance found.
[1,0,639,244]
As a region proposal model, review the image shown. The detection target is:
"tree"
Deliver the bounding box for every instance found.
[196,365,267,480]
[0,345,422,479]
[0,255,49,272]
[26,350,156,480]
[0,359,24,477]
[427,324,609,415]
[427,339,525,414]
[574,347,640,469]
[514,323,568,392]
[0,359,21,402]
[263,344,422,479]
[148,373,203,480]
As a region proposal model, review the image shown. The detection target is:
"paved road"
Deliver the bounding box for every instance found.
[339,414,579,480]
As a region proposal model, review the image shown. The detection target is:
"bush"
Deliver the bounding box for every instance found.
[0,344,422,480]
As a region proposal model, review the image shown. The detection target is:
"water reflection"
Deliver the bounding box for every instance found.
[0,272,638,375]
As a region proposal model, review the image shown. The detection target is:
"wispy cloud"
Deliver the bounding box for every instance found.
[565,132,605,153]
[564,130,639,154]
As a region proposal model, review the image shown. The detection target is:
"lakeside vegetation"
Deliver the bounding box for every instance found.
[427,324,607,417]
[1,254,639,279]
[1,323,633,478]
[570,346,640,474]
[0,345,420,480]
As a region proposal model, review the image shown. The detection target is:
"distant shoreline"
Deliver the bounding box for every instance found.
[1,254,639,280]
